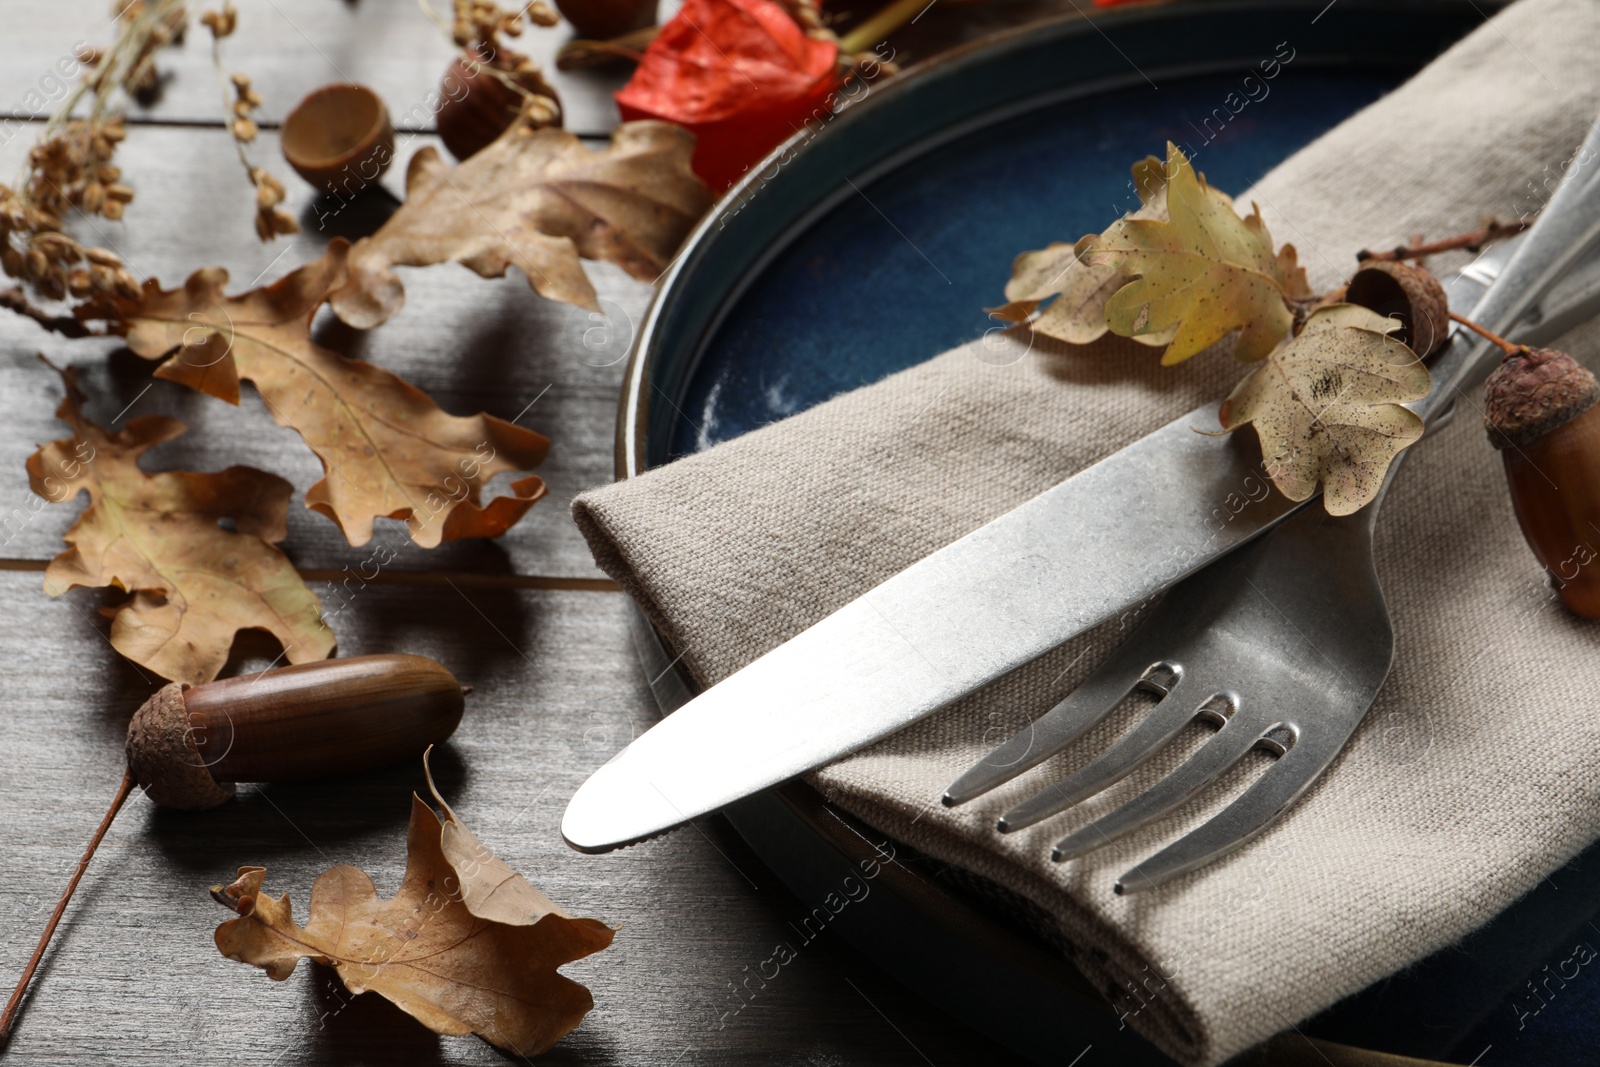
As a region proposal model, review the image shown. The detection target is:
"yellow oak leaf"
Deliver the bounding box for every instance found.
[1086,142,1312,364]
[329,119,713,327]
[992,155,1176,347]
[213,784,614,1057]
[1220,304,1430,515]
[117,242,549,549]
[26,363,333,685]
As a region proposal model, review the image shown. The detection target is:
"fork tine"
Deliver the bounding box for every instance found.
[942,659,1175,808]
[1049,720,1263,862]
[997,680,1229,833]
[1113,723,1328,894]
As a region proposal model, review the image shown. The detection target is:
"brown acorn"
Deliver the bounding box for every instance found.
[1484,346,1600,618]
[555,0,657,41]
[435,47,562,161]
[1345,260,1450,358]
[1,653,470,1045]
[126,653,468,810]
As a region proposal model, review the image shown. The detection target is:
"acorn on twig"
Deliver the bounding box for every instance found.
[1,653,470,1044]
[1344,259,1451,359]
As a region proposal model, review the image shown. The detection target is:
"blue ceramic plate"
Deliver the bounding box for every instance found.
[617,4,1598,1063]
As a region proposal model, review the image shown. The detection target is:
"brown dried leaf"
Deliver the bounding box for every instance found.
[117,243,549,548]
[424,758,567,925]
[329,119,713,327]
[214,788,614,1057]
[1220,304,1430,515]
[26,363,333,684]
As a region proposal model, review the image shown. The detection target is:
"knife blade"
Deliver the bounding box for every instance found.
[563,231,1600,854]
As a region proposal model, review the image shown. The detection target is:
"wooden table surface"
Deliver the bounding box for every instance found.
[0,1,1063,1063]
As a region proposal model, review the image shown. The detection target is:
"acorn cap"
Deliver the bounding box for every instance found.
[1344,260,1450,358]
[125,683,235,811]
[1483,346,1600,450]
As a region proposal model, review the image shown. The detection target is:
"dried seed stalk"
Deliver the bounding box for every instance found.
[200,3,297,241]
[0,0,183,318]
[417,0,563,122]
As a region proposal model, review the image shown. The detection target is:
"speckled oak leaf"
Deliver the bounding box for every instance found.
[992,154,1177,347]
[1084,141,1313,364]
[1220,303,1430,515]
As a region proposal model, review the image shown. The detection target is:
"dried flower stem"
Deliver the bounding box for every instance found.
[22,0,184,199]
[0,769,136,1046]
[201,5,297,241]
[0,0,172,312]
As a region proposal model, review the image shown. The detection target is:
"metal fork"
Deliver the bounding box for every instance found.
[943,117,1600,894]
[944,491,1393,894]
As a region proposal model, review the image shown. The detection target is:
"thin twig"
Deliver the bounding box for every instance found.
[0,769,136,1045]
[208,32,254,179]
[1356,218,1529,262]
[0,288,109,338]
[1450,310,1523,357]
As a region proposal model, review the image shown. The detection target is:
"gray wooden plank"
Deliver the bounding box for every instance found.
[0,0,635,136]
[0,574,1020,1064]
[0,5,1093,1064]
[0,124,653,580]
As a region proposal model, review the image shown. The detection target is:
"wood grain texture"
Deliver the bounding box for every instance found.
[0,575,1022,1064]
[0,2,1087,1061]
[0,0,634,136]
[0,0,1071,140]
[0,125,649,581]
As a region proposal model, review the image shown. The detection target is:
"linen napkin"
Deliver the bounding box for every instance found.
[573,1,1600,1062]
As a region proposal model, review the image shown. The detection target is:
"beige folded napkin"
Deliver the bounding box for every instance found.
[573,2,1600,1062]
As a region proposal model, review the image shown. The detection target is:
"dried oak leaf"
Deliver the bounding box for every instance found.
[117,242,549,549]
[1085,142,1313,364]
[993,155,1176,347]
[214,785,614,1056]
[1220,304,1430,515]
[26,363,333,685]
[328,119,712,327]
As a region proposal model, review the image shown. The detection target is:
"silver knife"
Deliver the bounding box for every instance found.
[565,183,1600,853]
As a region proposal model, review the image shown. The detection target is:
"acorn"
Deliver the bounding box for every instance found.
[555,0,657,41]
[1344,259,1451,358]
[280,83,395,195]
[1484,346,1600,618]
[435,47,562,161]
[126,653,467,810]
[1,653,468,1042]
